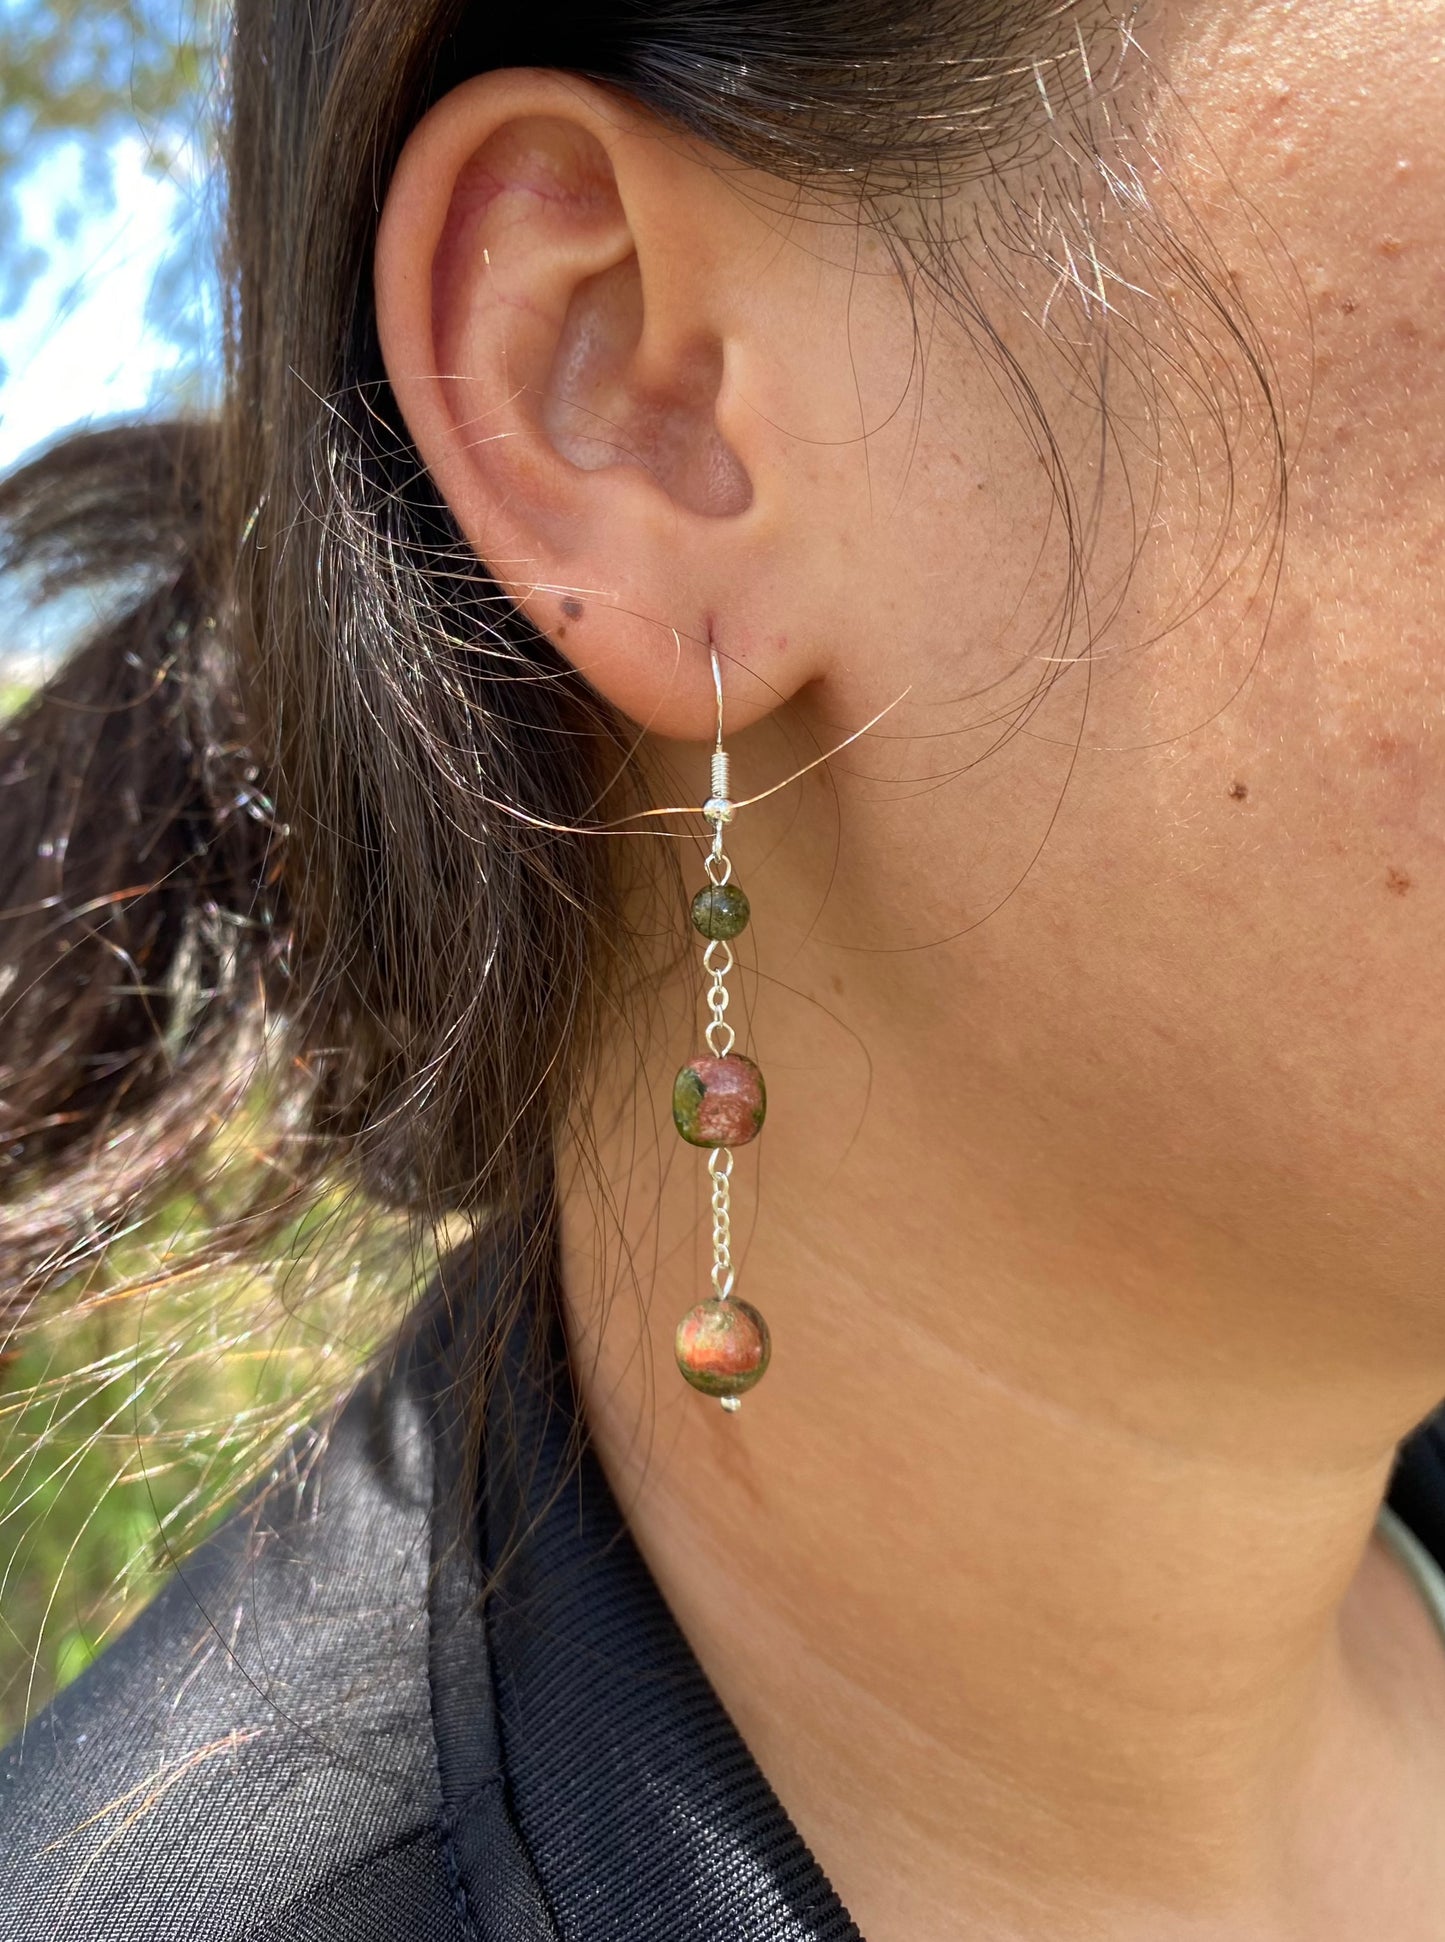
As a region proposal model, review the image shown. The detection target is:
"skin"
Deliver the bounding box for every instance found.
[375,6,1445,1936]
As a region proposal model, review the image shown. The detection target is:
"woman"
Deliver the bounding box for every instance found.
[4,0,1445,1935]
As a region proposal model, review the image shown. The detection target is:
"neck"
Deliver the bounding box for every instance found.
[557,761,1445,1941]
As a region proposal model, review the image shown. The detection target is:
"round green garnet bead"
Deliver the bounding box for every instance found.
[675,1297,771,1399]
[689,881,751,941]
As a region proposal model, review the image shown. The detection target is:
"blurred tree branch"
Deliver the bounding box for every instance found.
[0,0,217,351]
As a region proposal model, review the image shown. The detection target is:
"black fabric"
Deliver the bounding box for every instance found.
[2,1232,1444,1942]
[1387,1406,1445,1567]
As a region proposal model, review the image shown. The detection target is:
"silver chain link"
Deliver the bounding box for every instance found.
[703,938,734,1058]
[700,658,740,1324]
[708,1145,734,1299]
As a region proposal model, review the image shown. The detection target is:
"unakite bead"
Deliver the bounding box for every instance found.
[690,881,751,941]
[675,1297,771,1399]
[672,1054,766,1147]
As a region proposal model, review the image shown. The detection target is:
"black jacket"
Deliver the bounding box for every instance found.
[4,1243,1445,1942]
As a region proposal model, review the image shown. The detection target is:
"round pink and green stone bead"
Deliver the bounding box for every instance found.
[674,1297,771,1399]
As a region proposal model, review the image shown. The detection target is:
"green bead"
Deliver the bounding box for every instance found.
[690,881,751,941]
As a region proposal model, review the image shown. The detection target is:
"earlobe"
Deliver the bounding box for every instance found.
[375,72,832,740]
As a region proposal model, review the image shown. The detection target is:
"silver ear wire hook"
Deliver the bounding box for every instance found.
[703,647,733,843]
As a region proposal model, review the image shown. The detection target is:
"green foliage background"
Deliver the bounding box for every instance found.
[0,1156,414,1739]
[0,1017,415,1732]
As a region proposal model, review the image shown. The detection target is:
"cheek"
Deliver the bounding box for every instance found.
[1279,128,1445,552]
[1159,0,1445,853]
[1251,591,1445,859]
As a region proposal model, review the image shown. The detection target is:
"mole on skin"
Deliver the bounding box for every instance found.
[560,597,585,621]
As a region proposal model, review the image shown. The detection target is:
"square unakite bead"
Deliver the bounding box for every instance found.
[672,1054,766,1147]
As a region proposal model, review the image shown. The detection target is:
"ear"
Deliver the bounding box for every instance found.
[374,70,838,741]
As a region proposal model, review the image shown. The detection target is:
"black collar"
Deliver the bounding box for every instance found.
[410,1236,864,1941]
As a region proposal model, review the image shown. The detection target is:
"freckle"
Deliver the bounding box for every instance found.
[1227,780,1249,801]
[560,597,584,621]
[1386,867,1412,896]
[830,973,845,996]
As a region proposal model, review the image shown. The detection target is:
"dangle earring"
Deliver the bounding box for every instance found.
[671,648,772,1411]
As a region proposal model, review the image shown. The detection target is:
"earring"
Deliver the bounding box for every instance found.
[671,647,772,1412]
